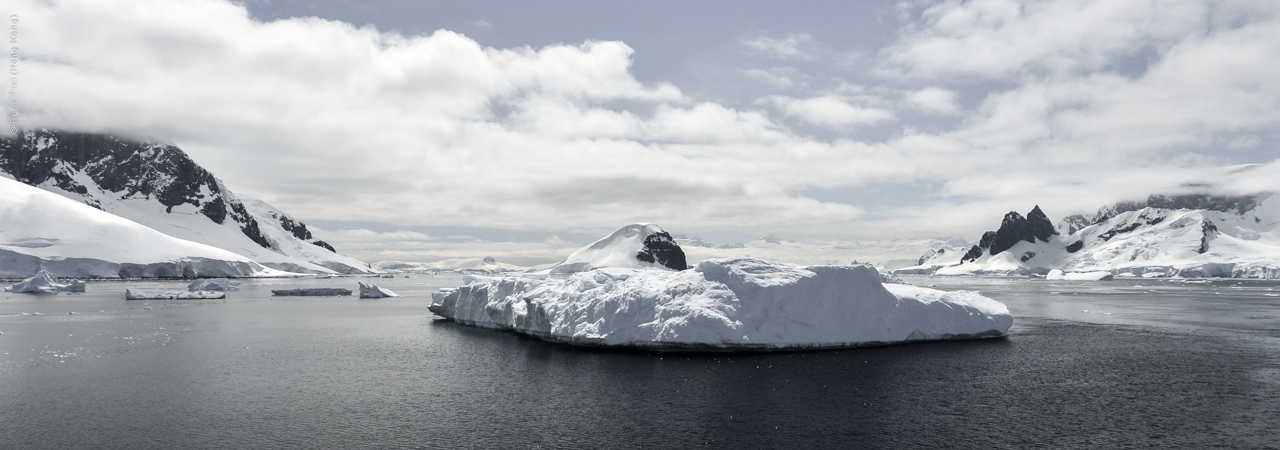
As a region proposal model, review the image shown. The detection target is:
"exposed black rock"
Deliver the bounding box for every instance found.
[483,256,497,264]
[1066,240,1084,253]
[1020,252,1036,263]
[635,231,688,271]
[1027,206,1055,242]
[977,231,997,250]
[960,245,984,263]
[311,240,336,253]
[1097,210,1167,241]
[1199,219,1218,254]
[964,205,1060,259]
[0,129,272,249]
[279,215,313,240]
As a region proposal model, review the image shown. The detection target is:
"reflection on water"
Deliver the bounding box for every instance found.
[1,275,1278,448]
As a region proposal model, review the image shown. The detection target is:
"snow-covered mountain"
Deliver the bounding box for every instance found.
[0,130,373,274]
[547,224,688,274]
[372,257,527,273]
[898,194,1280,278]
[0,176,276,278]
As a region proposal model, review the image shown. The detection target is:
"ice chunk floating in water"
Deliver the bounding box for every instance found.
[125,289,225,300]
[271,288,352,296]
[358,282,399,298]
[5,270,86,293]
[430,257,1012,350]
[188,278,241,291]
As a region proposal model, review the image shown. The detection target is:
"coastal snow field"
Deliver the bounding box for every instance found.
[0,177,274,278]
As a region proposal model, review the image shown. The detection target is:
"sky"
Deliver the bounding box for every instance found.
[7,0,1280,264]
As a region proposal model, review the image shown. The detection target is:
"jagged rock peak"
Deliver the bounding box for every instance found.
[961,206,1059,262]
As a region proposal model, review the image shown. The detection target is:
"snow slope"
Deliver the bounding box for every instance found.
[0,177,273,278]
[899,194,1280,278]
[429,257,1012,350]
[546,223,687,274]
[0,130,373,274]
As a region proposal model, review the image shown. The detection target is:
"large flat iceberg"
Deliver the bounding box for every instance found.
[430,257,1012,350]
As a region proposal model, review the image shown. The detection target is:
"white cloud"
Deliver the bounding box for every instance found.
[468,19,492,29]
[905,87,960,115]
[8,0,1280,253]
[742,33,815,60]
[881,0,1273,79]
[766,95,895,128]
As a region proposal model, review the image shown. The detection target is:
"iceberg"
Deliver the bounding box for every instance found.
[6,270,86,293]
[430,257,1012,350]
[358,282,399,298]
[125,289,225,300]
[188,278,241,291]
[271,288,352,296]
[1045,269,1114,281]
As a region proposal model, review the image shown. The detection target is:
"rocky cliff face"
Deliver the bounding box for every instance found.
[1,129,369,273]
[636,231,688,270]
[961,205,1057,263]
[0,130,274,249]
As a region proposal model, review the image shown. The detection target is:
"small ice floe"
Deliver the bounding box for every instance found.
[1046,269,1113,281]
[381,274,395,279]
[358,282,399,298]
[271,288,352,296]
[187,278,240,291]
[1081,310,1113,315]
[125,289,226,300]
[143,307,152,310]
[6,271,88,293]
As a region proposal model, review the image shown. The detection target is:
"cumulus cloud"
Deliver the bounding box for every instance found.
[765,95,896,128]
[905,87,960,115]
[742,33,816,60]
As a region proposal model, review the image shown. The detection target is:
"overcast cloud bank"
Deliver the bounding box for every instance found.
[7,0,1279,263]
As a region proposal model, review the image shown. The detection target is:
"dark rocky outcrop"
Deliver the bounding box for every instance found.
[961,205,1059,261]
[1065,240,1084,253]
[960,245,984,263]
[635,231,688,271]
[0,129,273,249]
[311,240,336,253]
[1199,219,1218,254]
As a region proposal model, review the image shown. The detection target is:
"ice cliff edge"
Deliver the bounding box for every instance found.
[430,225,1012,350]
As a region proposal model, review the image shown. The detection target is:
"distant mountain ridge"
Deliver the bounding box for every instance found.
[901,193,1280,278]
[0,129,372,274]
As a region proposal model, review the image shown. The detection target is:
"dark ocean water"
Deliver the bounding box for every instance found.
[2,276,1278,449]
